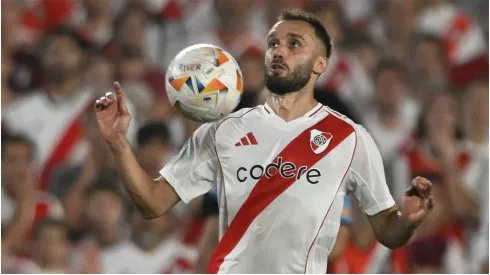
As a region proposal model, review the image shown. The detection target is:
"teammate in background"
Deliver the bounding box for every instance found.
[95,9,434,273]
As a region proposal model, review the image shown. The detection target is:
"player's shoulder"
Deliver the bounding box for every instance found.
[192,107,259,138]
[322,106,372,140]
[223,107,260,120]
[214,106,260,128]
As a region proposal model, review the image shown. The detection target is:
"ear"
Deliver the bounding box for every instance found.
[312,57,328,75]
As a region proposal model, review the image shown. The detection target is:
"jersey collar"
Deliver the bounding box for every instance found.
[262,103,324,118]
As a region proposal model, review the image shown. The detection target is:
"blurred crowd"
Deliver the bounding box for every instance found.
[1,0,488,273]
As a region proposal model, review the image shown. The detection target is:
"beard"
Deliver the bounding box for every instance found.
[264,60,314,95]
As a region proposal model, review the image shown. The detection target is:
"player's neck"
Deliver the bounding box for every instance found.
[266,89,318,122]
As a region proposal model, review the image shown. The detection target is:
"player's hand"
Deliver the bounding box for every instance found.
[94,82,131,145]
[402,176,435,227]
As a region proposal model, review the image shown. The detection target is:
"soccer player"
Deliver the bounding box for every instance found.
[94,9,434,274]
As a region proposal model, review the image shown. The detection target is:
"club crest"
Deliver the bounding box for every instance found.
[310,129,333,154]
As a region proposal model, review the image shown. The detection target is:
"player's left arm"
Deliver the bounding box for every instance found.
[367,177,434,249]
[349,126,434,249]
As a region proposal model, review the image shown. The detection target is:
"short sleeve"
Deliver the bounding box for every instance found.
[347,125,395,216]
[160,122,218,203]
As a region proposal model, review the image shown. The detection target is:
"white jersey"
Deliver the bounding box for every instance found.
[161,103,395,273]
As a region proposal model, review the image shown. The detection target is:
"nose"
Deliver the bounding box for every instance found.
[272,43,287,60]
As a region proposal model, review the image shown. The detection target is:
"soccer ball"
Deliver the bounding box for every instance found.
[165,44,243,122]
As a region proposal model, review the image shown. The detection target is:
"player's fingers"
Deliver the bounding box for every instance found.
[95,99,102,112]
[412,208,428,224]
[105,92,115,104]
[113,81,130,115]
[412,177,431,196]
[426,195,435,211]
[99,96,109,108]
[113,81,125,101]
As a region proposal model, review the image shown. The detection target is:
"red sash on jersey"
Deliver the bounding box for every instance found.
[207,113,355,273]
[39,100,93,190]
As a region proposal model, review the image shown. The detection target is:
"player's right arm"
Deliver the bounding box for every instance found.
[95,82,179,219]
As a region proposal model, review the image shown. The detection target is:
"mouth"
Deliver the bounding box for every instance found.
[269,63,287,73]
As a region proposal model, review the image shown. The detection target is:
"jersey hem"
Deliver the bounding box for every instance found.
[364,199,396,216]
[160,169,193,204]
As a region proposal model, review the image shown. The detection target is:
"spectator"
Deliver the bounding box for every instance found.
[3,219,74,273]
[117,51,163,117]
[3,28,94,190]
[328,198,409,273]
[370,0,418,61]
[78,0,114,48]
[3,28,141,191]
[1,50,14,108]
[391,92,478,273]
[136,122,174,178]
[85,54,116,92]
[30,219,74,273]
[104,4,158,66]
[363,59,419,165]
[461,79,489,153]
[71,180,129,273]
[49,110,116,234]
[235,47,265,109]
[187,0,263,60]
[351,33,381,76]
[312,1,375,119]
[2,134,64,256]
[459,79,489,273]
[103,210,197,273]
[410,33,448,103]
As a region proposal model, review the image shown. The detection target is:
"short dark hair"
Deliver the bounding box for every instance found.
[277,9,333,58]
[373,58,409,84]
[137,122,171,147]
[32,218,67,240]
[2,133,36,161]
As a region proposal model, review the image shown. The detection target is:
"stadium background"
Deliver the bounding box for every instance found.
[1,0,488,273]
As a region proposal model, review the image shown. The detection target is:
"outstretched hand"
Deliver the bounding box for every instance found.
[94,82,131,144]
[402,176,435,227]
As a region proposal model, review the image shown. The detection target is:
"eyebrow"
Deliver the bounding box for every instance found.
[267,32,307,43]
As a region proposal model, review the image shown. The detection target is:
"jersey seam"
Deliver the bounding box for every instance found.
[303,122,357,274]
[212,107,259,265]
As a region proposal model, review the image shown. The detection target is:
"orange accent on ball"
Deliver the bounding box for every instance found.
[201,79,226,94]
[217,49,229,66]
[236,71,243,93]
[170,76,190,91]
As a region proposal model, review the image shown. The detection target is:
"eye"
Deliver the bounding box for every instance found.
[268,41,278,48]
[290,40,301,48]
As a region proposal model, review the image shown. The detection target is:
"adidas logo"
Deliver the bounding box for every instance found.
[235,132,258,147]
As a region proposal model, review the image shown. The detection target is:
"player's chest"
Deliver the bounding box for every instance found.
[214,116,346,189]
[215,118,316,176]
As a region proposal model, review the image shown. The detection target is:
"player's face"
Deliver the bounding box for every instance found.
[264,20,319,95]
